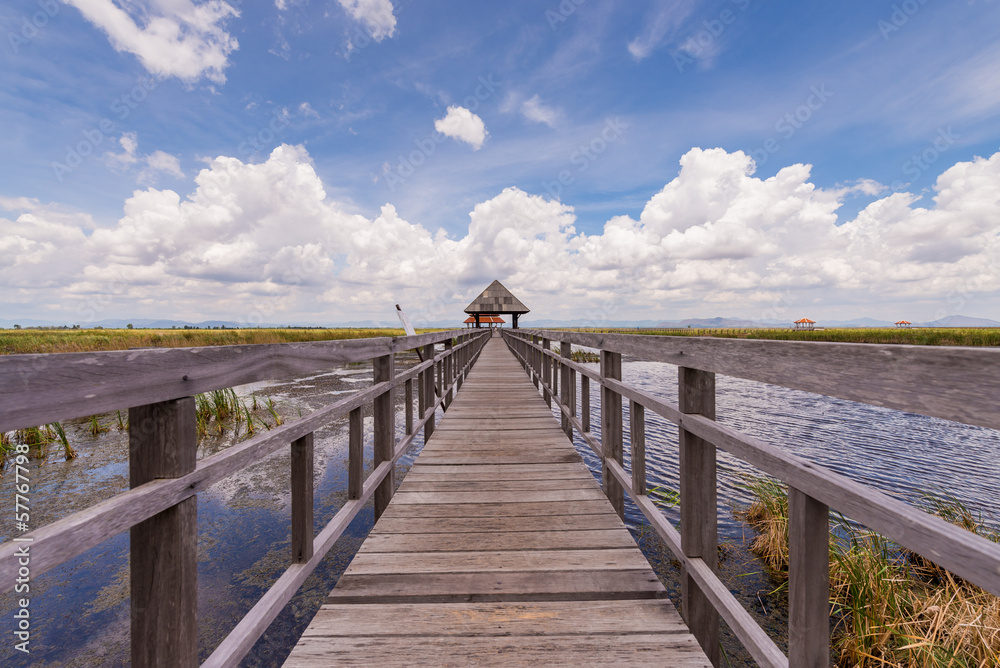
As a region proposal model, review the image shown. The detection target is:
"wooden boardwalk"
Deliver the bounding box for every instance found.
[284,337,711,666]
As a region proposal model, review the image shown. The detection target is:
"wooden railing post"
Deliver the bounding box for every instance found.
[129,397,198,668]
[423,343,435,441]
[560,342,572,438]
[531,336,540,388]
[348,407,363,500]
[679,366,720,666]
[373,354,394,520]
[600,350,624,518]
[405,378,414,435]
[581,374,590,432]
[291,432,314,563]
[789,486,830,666]
[542,339,552,408]
[444,338,454,410]
[630,401,645,496]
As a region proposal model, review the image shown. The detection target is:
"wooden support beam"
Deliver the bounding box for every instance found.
[560,342,572,438]
[581,374,590,432]
[129,397,198,668]
[630,401,646,496]
[348,407,363,500]
[444,339,454,411]
[405,378,413,436]
[291,432,314,563]
[679,367,720,667]
[423,344,435,441]
[789,486,830,667]
[373,354,395,520]
[542,339,552,408]
[601,350,624,518]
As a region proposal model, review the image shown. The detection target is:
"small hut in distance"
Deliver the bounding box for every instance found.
[794,318,816,330]
[895,320,912,328]
[465,280,529,329]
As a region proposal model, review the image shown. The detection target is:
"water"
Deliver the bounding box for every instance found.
[3,350,998,666]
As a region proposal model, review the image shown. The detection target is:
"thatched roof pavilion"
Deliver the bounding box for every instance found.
[464,280,529,329]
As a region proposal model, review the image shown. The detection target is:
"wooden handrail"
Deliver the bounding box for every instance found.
[0,329,491,667]
[503,328,1000,668]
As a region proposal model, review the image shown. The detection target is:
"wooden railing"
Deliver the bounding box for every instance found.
[503,329,1000,668]
[0,329,490,667]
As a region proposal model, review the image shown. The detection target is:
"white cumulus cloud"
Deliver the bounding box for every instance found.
[434,106,488,150]
[337,0,397,41]
[3,144,1000,324]
[64,0,239,84]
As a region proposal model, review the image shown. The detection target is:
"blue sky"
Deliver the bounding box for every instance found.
[2,0,999,326]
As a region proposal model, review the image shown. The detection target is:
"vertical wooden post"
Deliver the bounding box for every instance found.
[542,339,552,408]
[679,367,720,667]
[405,378,413,435]
[581,374,590,432]
[531,336,540,388]
[444,338,454,410]
[129,397,198,668]
[560,342,572,438]
[630,401,646,496]
[600,351,624,518]
[423,343,435,441]
[291,432,314,563]
[789,486,830,667]
[348,407,363,500]
[373,354,394,521]
[456,336,464,391]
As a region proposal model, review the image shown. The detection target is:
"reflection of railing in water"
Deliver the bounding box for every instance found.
[503,328,1000,667]
[0,329,490,667]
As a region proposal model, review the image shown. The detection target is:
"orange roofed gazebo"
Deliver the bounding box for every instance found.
[794,318,816,330]
[895,320,912,328]
[464,280,529,329]
[464,315,505,329]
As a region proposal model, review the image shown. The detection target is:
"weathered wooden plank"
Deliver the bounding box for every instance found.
[371,514,625,534]
[327,570,667,603]
[679,366,720,667]
[412,453,583,465]
[291,432,314,563]
[390,489,606,505]
[0,329,480,431]
[379,498,617,517]
[788,487,830,668]
[285,633,711,667]
[129,397,198,668]
[359,530,638,553]
[601,350,624,518]
[517,329,1000,431]
[396,479,598,493]
[373,354,394,520]
[301,600,689,637]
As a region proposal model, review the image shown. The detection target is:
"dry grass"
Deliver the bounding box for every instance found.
[0,327,441,355]
[737,477,1000,666]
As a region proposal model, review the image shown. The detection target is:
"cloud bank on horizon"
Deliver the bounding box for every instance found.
[2,0,999,325]
[3,143,998,326]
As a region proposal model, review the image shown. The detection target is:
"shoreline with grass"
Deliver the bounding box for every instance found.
[0,327,447,355]
[738,476,1000,666]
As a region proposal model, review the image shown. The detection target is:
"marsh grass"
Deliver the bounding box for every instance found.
[575,327,1000,347]
[0,327,439,355]
[736,475,1000,666]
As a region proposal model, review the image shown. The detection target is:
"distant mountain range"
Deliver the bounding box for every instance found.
[2,314,998,330]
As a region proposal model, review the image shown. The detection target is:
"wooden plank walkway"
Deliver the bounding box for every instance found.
[284,337,711,666]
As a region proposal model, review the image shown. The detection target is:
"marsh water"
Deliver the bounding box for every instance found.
[2,344,998,666]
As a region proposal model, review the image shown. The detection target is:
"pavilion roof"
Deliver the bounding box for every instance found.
[794,318,816,324]
[464,280,529,314]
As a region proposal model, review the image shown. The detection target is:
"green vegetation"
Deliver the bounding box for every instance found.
[736,476,1000,666]
[0,327,443,355]
[574,327,1000,346]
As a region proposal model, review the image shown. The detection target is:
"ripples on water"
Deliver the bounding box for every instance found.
[568,359,1000,538]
